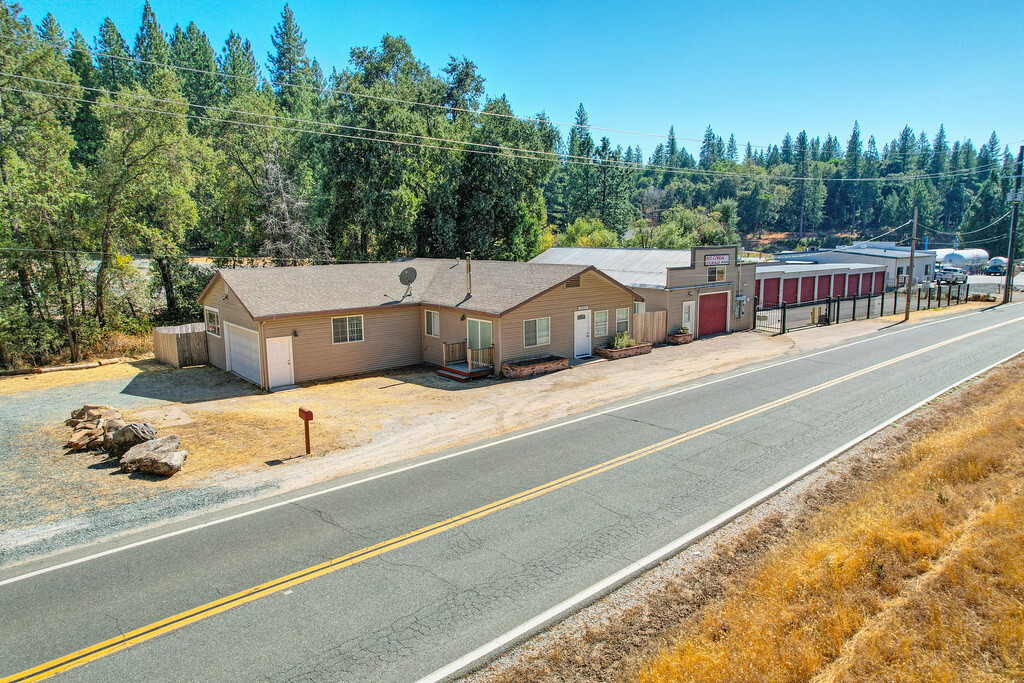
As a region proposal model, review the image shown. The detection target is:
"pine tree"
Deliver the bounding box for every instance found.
[169,22,220,116]
[220,31,261,99]
[36,13,67,54]
[566,103,596,223]
[726,134,738,163]
[699,125,718,169]
[929,124,948,175]
[95,18,134,91]
[743,142,753,164]
[133,0,170,87]
[267,4,313,116]
[781,133,793,165]
[67,30,102,166]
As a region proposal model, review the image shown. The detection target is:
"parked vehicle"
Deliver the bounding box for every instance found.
[935,267,968,284]
[985,263,1006,276]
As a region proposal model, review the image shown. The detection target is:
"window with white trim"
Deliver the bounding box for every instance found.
[615,308,629,333]
[708,266,726,282]
[425,310,439,337]
[204,307,221,337]
[523,317,550,347]
[594,310,608,336]
[633,301,645,315]
[332,315,363,344]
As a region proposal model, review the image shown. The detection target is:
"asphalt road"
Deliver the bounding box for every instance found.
[2,303,1024,682]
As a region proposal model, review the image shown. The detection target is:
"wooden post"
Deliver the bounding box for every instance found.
[299,407,313,455]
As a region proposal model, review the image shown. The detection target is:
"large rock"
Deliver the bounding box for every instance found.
[108,423,157,458]
[101,418,128,451]
[67,426,104,451]
[66,404,120,428]
[119,435,187,476]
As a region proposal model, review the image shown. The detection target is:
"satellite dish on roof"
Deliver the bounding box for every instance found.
[399,267,417,286]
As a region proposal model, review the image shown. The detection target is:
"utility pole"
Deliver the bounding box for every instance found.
[1003,146,1023,305]
[904,206,918,321]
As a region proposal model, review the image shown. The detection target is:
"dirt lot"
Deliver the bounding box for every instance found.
[0,304,988,566]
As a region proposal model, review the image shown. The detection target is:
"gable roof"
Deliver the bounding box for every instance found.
[200,258,639,320]
[530,247,694,289]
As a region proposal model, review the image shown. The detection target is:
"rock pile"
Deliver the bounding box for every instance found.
[63,404,188,476]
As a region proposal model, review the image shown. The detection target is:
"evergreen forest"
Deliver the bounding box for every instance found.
[1,1,1020,367]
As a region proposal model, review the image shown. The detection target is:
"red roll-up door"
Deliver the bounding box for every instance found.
[761,278,780,306]
[800,276,815,302]
[816,276,830,299]
[873,271,884,293]
[860,274,872,295]
[698,292,729,337]
[847,274,860,295]
[832,274,846,297]
[782,278,799,304]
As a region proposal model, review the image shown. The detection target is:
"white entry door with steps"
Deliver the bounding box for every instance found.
[573,310,592,358]
[266,336,294,388]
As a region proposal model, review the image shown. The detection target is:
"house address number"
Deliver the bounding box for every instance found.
[705,254,730,266]
[577,305,589,310]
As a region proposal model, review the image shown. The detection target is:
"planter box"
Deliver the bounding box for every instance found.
[500,355,569,379]
[667,332,693,345]
[593,343,653,360]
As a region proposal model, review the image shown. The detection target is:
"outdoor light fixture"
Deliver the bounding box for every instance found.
[292,330,298,337]
[460,314,466,321]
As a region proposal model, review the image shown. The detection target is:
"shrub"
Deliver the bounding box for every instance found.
[610,331,638,349]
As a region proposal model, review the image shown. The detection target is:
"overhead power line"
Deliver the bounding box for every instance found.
[0,245,378,263]
[9,33,710,145]
[0,81,1003,185]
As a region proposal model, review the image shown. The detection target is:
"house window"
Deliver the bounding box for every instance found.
[708,266,726,282]
[523,317,550,347]
[425,310,439,337]
[594,310,608,337]
[204,307,221,337]
[924,264,931,275]
[633,302,645,315]
[332,315,363,344]
[615,308,629,334]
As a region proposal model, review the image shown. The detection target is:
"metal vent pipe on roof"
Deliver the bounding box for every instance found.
[466,252,472,297]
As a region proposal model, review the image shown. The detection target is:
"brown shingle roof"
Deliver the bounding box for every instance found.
[212,258,627,320]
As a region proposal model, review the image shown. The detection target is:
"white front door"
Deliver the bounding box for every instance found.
[681,301,695,333]
[266,336,294,388]
[574,310,592,358]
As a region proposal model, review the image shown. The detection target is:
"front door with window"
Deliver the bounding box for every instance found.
[574,310,591,358]
[681,301,695,334]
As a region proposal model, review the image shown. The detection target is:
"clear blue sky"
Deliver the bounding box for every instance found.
[21,0,1024,158]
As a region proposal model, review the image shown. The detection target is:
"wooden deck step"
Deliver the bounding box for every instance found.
[436,369,469,382]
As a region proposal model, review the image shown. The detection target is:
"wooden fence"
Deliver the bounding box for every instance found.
[633,310,668,344]
[153,322,208,368]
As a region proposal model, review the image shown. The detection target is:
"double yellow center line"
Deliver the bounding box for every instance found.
[4,316,1019,682]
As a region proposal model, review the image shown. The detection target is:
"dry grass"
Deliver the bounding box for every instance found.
[0,358,168,396]
[637,366,1024,682]
[84,332,152,360]
[874,300,993,324]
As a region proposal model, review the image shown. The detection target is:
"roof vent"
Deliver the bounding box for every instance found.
[564,275,581,288]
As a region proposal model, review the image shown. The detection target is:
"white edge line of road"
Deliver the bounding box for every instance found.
[417,344,1024,683]
[0,305,1014,588]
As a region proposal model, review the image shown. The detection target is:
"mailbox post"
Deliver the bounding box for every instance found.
[298,407,313,455]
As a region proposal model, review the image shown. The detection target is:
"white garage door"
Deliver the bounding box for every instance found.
[225,323,261,385]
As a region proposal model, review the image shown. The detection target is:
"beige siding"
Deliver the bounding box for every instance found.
[262,307,422,383]
[499,271,636,363]
[422,307,470,366]
[198,276,257,372]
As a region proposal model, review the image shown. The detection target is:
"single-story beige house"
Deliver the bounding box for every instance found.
[530,246,757,339]
[196,257,642,389]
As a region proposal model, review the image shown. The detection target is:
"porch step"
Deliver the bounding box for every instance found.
[437,369,469,382]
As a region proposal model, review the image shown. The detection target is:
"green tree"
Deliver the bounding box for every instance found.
[132,0,169,87]
[565,103,596,224]
[220,31,261,99]
[95,18,134,91]
[267,4,313,117]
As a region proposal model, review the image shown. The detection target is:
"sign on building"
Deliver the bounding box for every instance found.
[704,254,730,266]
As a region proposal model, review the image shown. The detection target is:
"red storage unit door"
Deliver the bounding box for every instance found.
[861,274,872,295]
[800,276,815,302]
[816,276,830,299]
[873,271,884,293]
[782,278,799,304]
[847,274,860,296]
[761,278,780,306]
[698,292,729,337]
[832,274,846,297]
